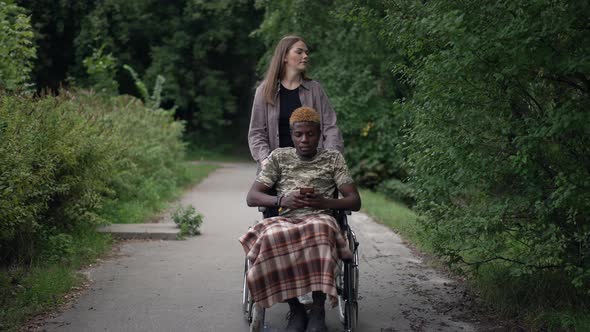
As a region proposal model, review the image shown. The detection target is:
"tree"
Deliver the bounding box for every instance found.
[0,1,36,90]
[16,0,94,91]
[254,0,411,191]
[74,0,263,143]
[355,0,590,292]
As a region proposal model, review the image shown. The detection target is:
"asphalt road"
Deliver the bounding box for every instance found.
[37,163,488,332]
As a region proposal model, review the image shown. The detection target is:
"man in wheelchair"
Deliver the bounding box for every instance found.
[240,107,361,332]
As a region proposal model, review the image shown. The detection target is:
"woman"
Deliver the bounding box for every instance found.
[248,35,343,169]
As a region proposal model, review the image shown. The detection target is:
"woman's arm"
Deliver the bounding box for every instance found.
[248,85,271,162]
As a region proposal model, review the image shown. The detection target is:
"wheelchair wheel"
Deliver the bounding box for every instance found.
[344,261,359,331]
[242,258,252,321]
[242,258,252,323]
[337,260,346,323]
[243,257,265,332]
[337,229,359,331]
[337,260,359,331]
[250,303,264,332]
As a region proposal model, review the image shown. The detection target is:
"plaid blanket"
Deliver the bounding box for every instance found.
[239,214,352,308]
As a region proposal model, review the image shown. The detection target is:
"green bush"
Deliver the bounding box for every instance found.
[44,233,75,264]
[0,1,36,90]
[83,45,118,94]
[71,0,262,139]
[376,178,415,207]
[96,95,189,222]
[352,0,590,295]
[172,205,203,238]
[0,90,189,265]
[0,93,112,263]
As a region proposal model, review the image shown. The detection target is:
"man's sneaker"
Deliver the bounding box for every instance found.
[285,303,308,332]
[305,305,327,332]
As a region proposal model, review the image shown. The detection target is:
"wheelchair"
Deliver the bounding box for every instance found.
[241,205,360,332]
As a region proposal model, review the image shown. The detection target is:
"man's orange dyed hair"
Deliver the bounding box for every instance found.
[289,106,320,126]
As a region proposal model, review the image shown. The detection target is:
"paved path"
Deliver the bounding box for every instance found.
[37,163,487,332]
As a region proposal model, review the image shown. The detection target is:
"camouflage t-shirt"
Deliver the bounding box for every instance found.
[256,148,354,218]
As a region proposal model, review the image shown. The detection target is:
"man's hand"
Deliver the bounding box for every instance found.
[300,192,326,208]
[281,192,327,209]
[281,192,309,209]
[283,184,361,212]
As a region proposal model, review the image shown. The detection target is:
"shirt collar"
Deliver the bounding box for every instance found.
[275,78,311,94]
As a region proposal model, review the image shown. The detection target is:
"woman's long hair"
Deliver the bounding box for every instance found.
[261,35,310,105]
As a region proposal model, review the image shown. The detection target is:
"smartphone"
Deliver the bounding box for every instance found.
[300,187,315,195]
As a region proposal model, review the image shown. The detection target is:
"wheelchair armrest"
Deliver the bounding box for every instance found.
[257,205,280,219]
[260,206,350,214]
[258,205,350,220]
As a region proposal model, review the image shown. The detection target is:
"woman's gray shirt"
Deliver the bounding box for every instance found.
[248,79,344,162]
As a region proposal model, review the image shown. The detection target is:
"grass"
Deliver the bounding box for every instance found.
[185,144,251,163]
[360,189,590,331]
[535,310,590,331]
[359,189,431,252]
[100,163,219,224]
[0,265,81,331]
[0,228,112,331]
[473,264,590,331]
[0,162,218,331]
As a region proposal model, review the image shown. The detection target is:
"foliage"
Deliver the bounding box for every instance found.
[123,64,165,109]
[15,0,95,91]
[0,91,189,265]
[360,189,423,250]
[107,163,218,225]
[43,233,75,264]
[0,1,36,90]
[473,263,589,330]
[185,145,251,162]
[253,0,409,190]
[0,152,216,332]
[0,93,112,263]
[0,225,112,331]
[376,178,415,207]
[72,0,263,139]
[83,45,118,95]
[13,0,262,144]
[0,265,80,331]
[351,0,590,296]
[361,189,590,330]
[172,205,203,237]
